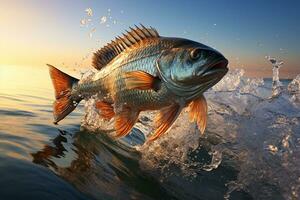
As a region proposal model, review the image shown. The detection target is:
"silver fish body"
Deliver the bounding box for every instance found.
[73,37,227,110]
[48,25,228,140]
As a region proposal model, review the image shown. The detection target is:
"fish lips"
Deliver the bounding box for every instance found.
[195,58,228,83]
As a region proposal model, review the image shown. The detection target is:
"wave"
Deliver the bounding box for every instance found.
[0,109,37,117]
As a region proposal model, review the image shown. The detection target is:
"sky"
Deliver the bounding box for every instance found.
[0,0,299,78]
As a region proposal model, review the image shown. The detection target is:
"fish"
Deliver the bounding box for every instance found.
[48,24,228,141]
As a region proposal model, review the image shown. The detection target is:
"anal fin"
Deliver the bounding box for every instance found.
[148,104,181,141]
[95,101,115,120]
[115,106,140,137]
[123,71,161,91]
[188,95,207,134]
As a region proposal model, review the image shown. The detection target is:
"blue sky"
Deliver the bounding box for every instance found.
[1,0,299,77]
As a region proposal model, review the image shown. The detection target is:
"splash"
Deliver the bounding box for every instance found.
[79,64,300,199]
[266,56,284,97]
[288,74,300,105]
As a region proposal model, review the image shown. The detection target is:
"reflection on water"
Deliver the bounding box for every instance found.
[32,129,174,200]
[0,65,300,199]
[0,65,89,199]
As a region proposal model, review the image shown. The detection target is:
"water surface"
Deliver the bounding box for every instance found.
[0,65,299,200]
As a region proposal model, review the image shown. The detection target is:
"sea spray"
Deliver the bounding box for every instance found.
[266,56,284,98]
[80,67,300,199]
[288,74,300,105]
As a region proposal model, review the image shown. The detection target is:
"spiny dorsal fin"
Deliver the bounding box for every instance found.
[92,24,160,70]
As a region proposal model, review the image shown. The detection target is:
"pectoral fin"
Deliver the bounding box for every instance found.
[188,95,207,134]
[115,106,140,137]
[148,104,181,141]
[95,101,115,120]
[123,71,161,91]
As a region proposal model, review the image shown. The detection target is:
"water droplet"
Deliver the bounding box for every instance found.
[100,16,107,24]
[80,18,87,25]
[85,8,93,17]
[267,145,278,154]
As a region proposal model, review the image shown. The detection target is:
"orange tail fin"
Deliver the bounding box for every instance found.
[47,64,81,124]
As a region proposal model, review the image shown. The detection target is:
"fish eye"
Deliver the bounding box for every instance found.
[190,48,201,60]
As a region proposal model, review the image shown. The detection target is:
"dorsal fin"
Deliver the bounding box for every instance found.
[92,24,160,70]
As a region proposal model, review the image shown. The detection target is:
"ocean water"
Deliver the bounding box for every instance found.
[0,65,300,200]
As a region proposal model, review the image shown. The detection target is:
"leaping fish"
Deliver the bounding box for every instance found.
[48,24,228,141]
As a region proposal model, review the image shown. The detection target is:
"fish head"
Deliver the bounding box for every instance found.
[157,38,228,100]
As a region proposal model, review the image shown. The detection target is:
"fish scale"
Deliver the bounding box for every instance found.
[107,53,174,110]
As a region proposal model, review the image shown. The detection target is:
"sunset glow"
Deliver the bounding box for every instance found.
[0,0,299,78]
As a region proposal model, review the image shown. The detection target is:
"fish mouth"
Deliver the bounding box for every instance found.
[180,58,228,100]
[196,58,228,83]
[202,59,228,77]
